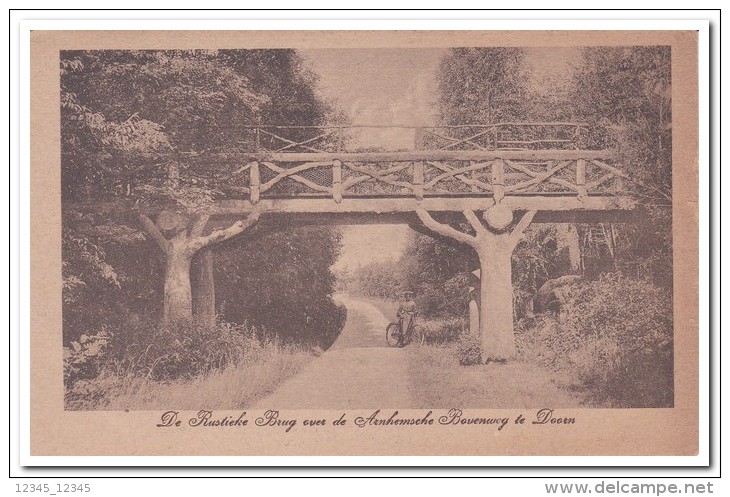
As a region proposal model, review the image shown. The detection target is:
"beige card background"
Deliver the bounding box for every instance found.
[30,30,698,457]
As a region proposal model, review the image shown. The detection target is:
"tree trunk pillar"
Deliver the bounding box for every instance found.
[192,247,216,328]
[140,210,260,330]
[556,223,582,274]
[164,241,194,327]
[477,240,516,361]
[415,208,535,363]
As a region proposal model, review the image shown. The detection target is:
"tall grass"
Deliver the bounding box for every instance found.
[97,342,313,410]
[64,319,318,410]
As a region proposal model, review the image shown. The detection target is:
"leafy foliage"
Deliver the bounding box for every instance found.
[109,319,265,381]
[402,231,477,318]
[419,317,467,345]
[64,330,111,388]
[61,49,345,361]
[516,274,673,407]
[400,46,674,327]
[214,226,346,350]
[437,47,529,125]
[64,319,315,410]
[456,333,482,366]
[62,208,159,345]
[337,259,406,300]
[389,46,675,410]
[573,46,672,287]
[61,49,319,208]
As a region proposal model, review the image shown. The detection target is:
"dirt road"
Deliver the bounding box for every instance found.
[253,295,414,409]
[254,295,585,410]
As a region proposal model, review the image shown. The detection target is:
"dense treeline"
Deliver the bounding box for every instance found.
[215,227,345,349]
[61,50,345,399]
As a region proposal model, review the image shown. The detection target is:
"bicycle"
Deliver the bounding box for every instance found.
[386,314,425,347]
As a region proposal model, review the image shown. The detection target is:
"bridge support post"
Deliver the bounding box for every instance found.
[475,235,518,359]
[417,207,536,362]
[192,247,216,328]
[138,209,260,329]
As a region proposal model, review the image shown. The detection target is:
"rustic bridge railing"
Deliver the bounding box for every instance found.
[227,150,626,204]
[240,122,597,153]
[215,124,625,205]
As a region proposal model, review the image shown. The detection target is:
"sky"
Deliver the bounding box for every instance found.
[299,47,579,272]
[300,48,445,150]
[300,48,444,272]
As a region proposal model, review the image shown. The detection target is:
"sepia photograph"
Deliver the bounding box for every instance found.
[60,45,672,411]
[26,28,700,457]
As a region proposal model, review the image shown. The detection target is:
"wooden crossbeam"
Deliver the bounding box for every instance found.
[243,121,587,130]
[229,162,254,176]
[506,160,573,193]
[223,185,251,194]
[275,131,335,152]
[586,173,617,190]
[425,161,493,192]
[260,161,333,194]
[424,161,493,189]
[497,139,573,145]
[504,159,578,192]
[340,162,414,191]
[590,159,630,178]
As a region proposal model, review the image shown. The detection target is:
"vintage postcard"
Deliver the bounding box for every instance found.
[28,29,699,458]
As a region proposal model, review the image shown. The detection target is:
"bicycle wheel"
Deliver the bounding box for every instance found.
[386,323,401,347]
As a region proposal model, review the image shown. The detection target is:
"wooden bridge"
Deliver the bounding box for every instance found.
[142,123,635,362]
[197,123,633,221]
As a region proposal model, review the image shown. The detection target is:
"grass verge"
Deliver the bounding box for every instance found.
[404,339,586,409]
[66,337,317,411]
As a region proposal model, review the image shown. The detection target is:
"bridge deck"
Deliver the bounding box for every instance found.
[215,195,633,215]
[209,196,635,228]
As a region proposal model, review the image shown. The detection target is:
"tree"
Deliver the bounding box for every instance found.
[61,49,342,334]
[401,48,536,331]
[416,209,536,359]
[62,50,268,328]
[137,210,260,325]
[437,47,529,125]
[401,230,476,318]
[573,46,672,287]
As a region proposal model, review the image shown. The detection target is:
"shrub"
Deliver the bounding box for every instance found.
[63,329,111,389]
[515,314,567,369]
[456,333,482,366]
[420,317,467,345]
[65,373,124,410]
[516,273,673,407]
[109,319,264,381]
[64,318,302,409]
